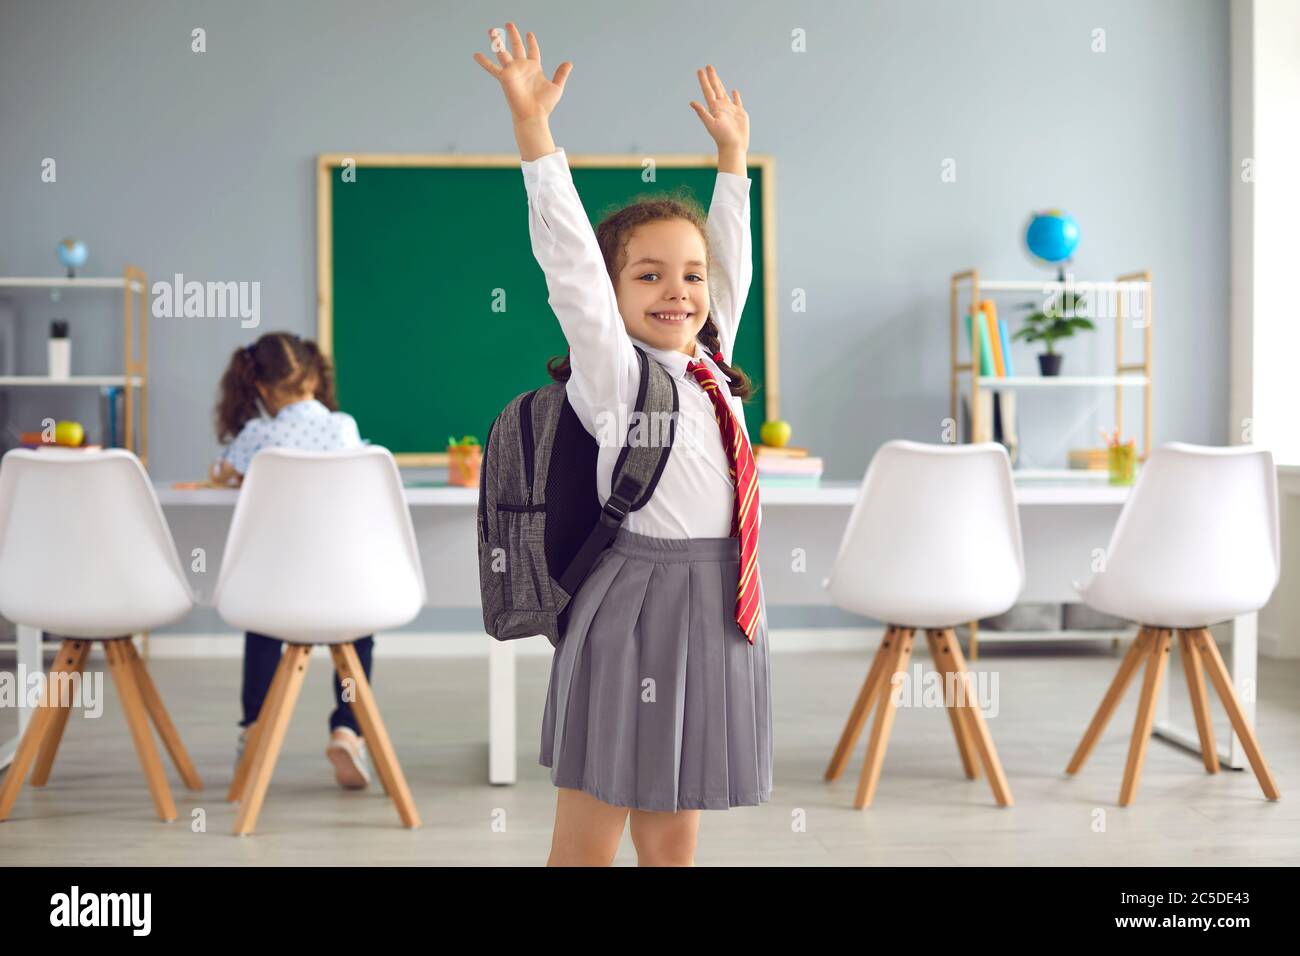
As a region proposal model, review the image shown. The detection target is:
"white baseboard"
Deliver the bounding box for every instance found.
[15,624,1287,659]
[133,627,888,659]
[1258,628,1297,659]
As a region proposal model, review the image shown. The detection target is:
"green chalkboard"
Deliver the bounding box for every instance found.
[318,154,774,464]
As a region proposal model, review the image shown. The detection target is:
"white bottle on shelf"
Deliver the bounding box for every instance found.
[48,320,70,379]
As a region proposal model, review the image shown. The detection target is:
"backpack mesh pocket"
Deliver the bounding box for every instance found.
[497,504,553,613]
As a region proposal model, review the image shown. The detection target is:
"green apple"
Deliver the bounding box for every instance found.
[54,420,85,447]
[760,420,791,447]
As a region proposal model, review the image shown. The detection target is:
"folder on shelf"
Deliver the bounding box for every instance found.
[995,391,1019,465]
[981,300,1006,377]
[961,390,995,443]
[962,390,1018,460]
[963,312,995,377]
[995,315,1015,377]
[99,385,123,448]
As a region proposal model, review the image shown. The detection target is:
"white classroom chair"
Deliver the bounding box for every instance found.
[213,446,426,835]
[0,448,201,823]
[1066,442,1281,805]
[822,440,1024,809]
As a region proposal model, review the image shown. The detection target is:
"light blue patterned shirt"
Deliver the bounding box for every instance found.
[222,398,363,474]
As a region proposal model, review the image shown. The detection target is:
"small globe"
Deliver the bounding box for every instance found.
[1024,210,1079,265]
[58,238,88,270]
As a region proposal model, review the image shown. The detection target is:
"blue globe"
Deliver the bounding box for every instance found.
[58,238,88,272]
[1024,210,1079,265]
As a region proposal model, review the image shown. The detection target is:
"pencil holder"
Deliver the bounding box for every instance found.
[1108,443,1136,486]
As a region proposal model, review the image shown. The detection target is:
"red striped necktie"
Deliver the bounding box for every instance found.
[686,355,762,644]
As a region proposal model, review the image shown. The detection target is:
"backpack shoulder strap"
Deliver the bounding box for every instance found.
[613,345,678,512]
[556,346,678,594]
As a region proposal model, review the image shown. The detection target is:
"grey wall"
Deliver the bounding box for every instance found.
[0,0,1229,482]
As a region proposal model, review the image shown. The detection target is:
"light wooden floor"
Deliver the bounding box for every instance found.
[1,637,1296,866]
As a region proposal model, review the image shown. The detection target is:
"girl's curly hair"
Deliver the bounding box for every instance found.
[546,188,754,401]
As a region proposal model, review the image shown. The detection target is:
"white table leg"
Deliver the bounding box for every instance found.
[1,625,43,771]
[488,638,516,785]
[1151,614,1254,770]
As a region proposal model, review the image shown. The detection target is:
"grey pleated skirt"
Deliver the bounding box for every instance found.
[539,526,773,812]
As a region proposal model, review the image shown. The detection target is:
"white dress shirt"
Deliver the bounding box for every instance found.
[521,146,760,540]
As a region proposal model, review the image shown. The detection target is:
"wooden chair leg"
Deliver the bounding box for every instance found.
[30,639,93,787]
[329,643,420,828]
[1189,628,1280,800]
[104,639,177,822]
[0,639,87,820]
[939,628,1013,806]
[825,626,897,781]
[121,639,202,791]
[1118,628,1172,807]
[854,628,914,809]
[234,644,311,835]
[1178,630,1219,774]
[1066,626,1151,775]
[227,645,292,802]
[927,629,979,780]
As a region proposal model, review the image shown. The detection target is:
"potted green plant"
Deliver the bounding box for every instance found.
[447,434,482,487]
[1012,288,1094,376]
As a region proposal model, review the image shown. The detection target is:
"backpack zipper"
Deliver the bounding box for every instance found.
[520,391,536,506]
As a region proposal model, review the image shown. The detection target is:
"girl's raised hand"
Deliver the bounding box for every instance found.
[689,65,749,151]
[473,22,572,124]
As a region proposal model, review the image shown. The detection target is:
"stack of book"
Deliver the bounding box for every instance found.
[755,445,823,487]
[18,434,103,452]
[1068,447,1110,472]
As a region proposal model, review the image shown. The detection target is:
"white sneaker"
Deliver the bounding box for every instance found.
[326,727,371,789]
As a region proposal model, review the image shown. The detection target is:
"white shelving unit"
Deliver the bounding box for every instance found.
[0,276,145,291]
[0,268,149,463]
[951,269,1153,481]
[976,374,1148,388]
[948,268,1153,655]
[0,376,144,386]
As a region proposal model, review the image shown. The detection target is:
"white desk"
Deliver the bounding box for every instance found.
[1,477,1256,779]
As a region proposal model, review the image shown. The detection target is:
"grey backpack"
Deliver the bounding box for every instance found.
[477,347,678,646]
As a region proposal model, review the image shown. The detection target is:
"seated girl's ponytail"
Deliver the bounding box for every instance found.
[297,337,339,411]
[215,342,263,443]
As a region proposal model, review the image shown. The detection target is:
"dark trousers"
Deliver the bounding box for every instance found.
[239,632,374,736]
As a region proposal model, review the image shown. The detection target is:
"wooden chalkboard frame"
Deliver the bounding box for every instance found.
[316,152,778,466]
